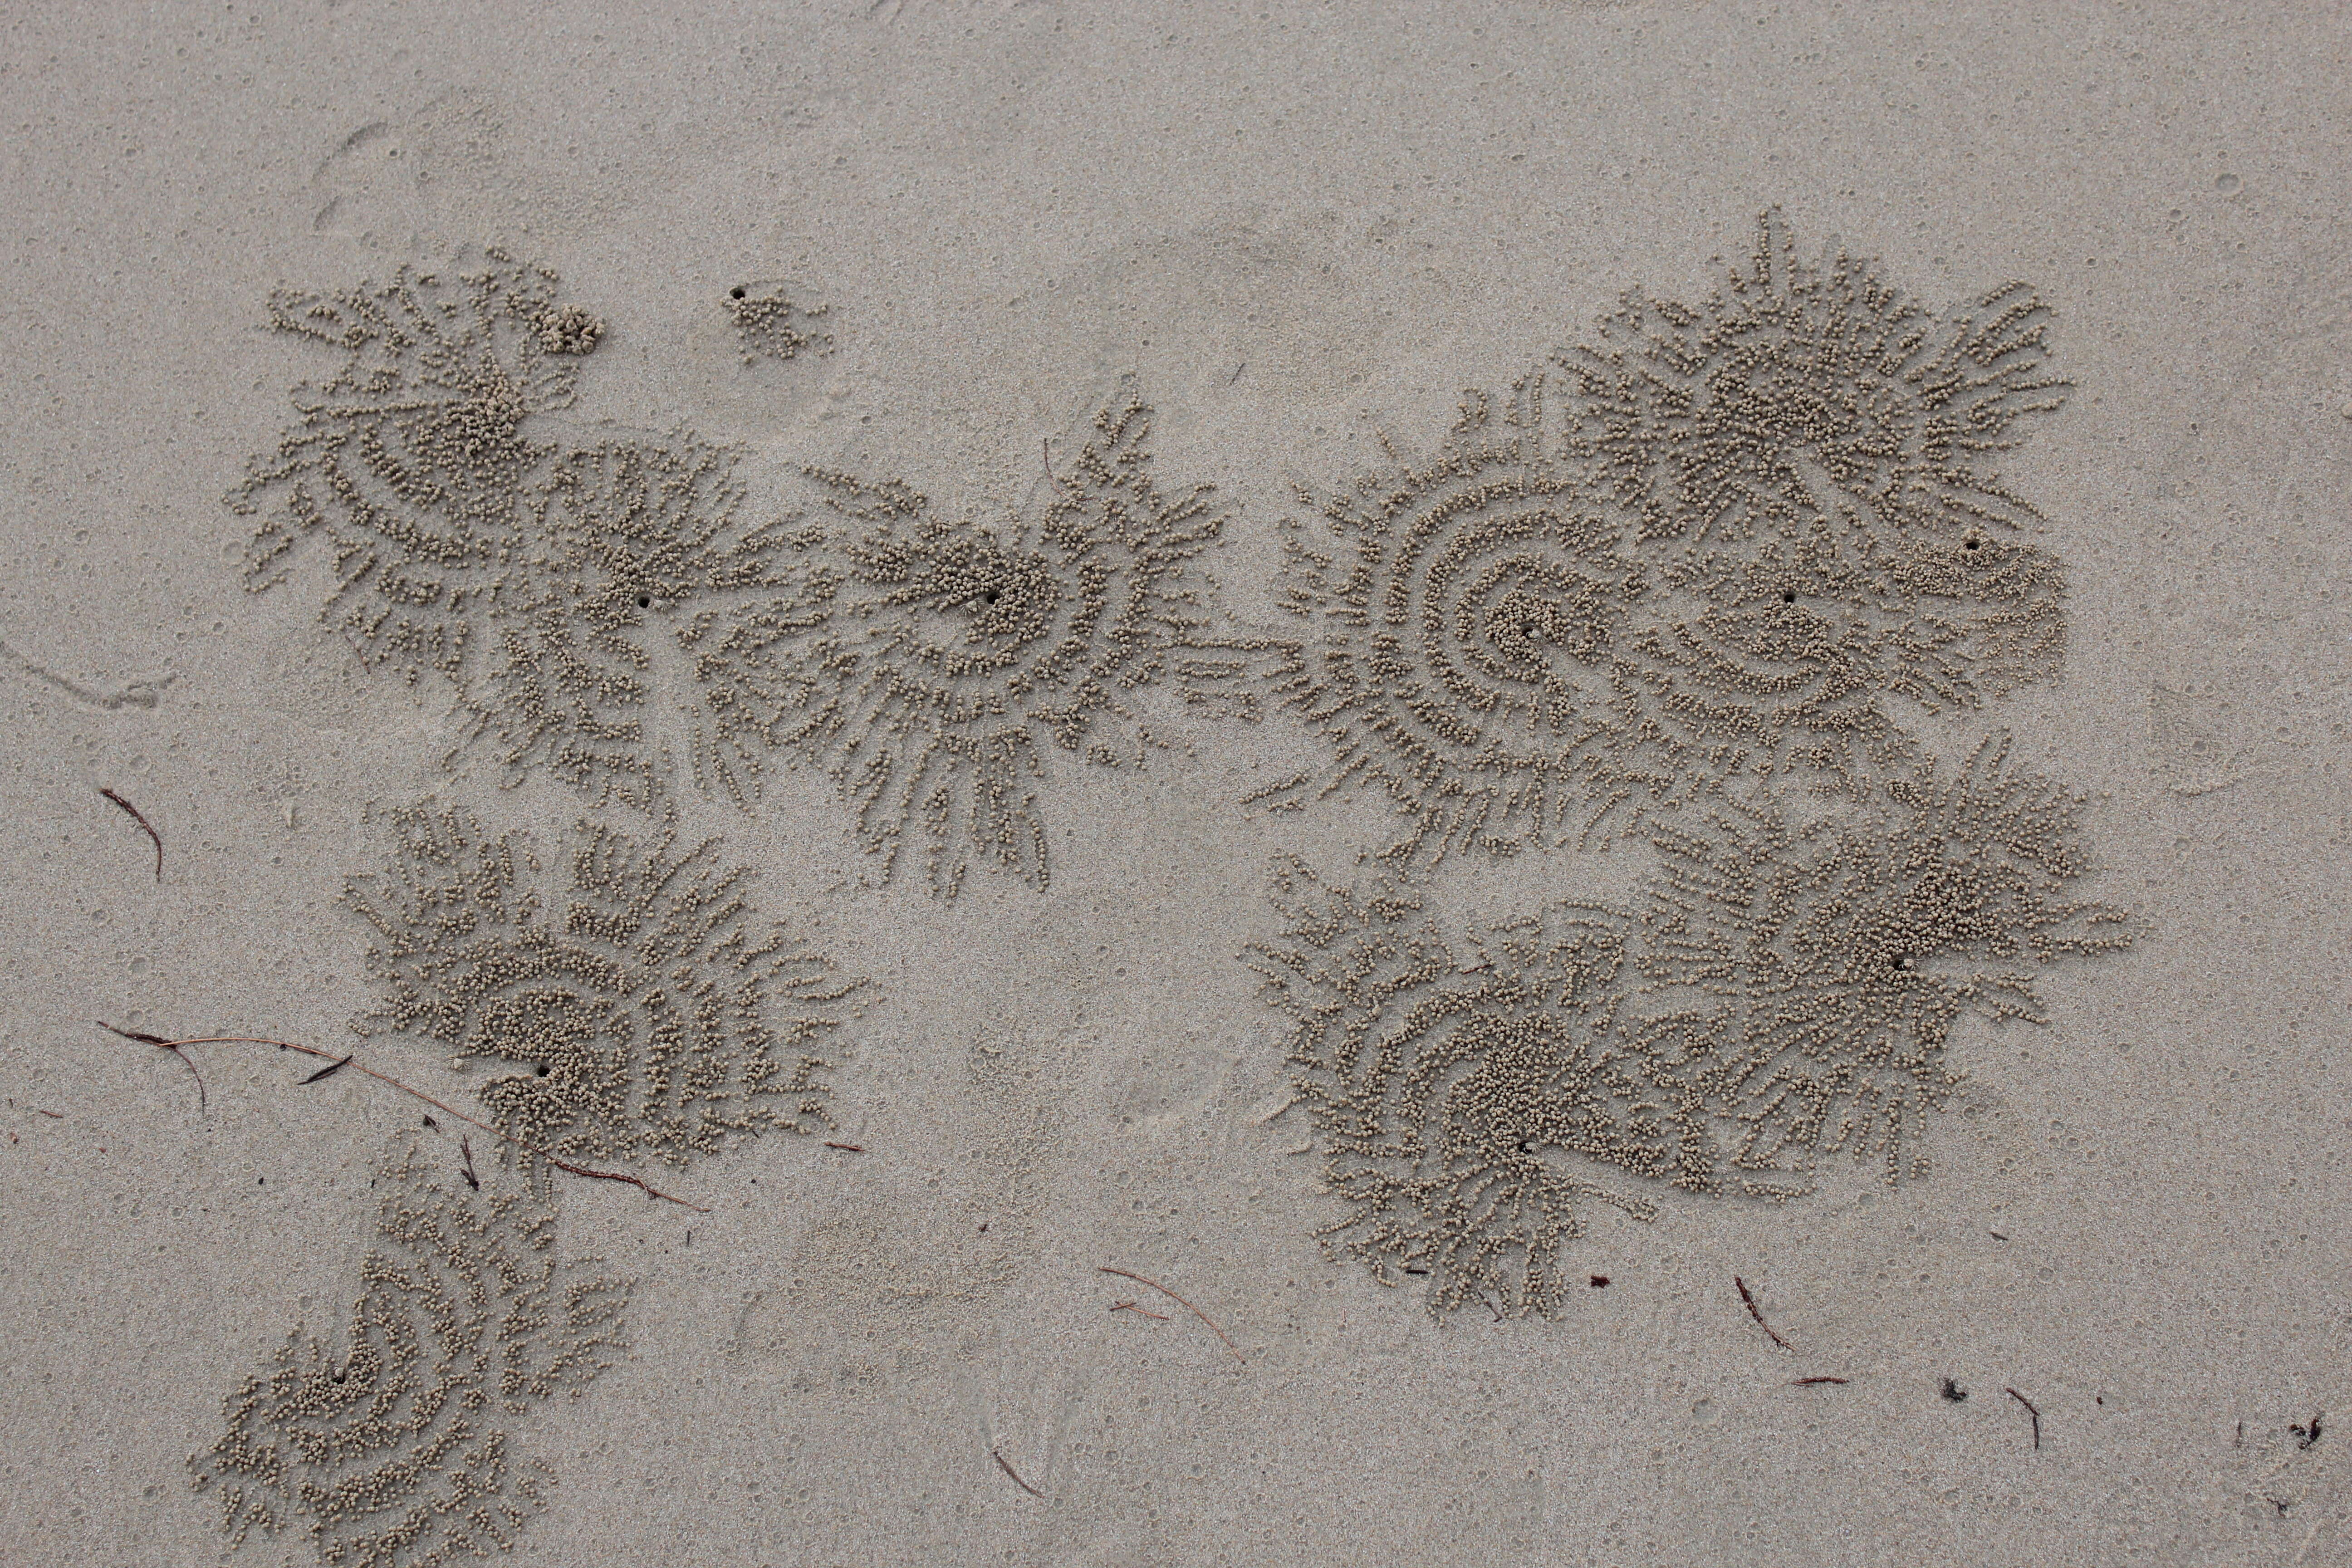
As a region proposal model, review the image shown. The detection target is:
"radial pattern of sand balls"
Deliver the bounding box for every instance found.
[190,1134,632,1568]
[1263,356,2071,858]
[1608,488,2068,794]
[213,218,2147,1350]
[1249,857,1688,1317]
[1246,211,2143,1315]
[1263,380,1677,858]
[232,251,817,810]
[234,263,1280,879]
[1638,738,2144,1186]
[234,250,602,685]
[681,383,1264,896]
[342,803,864,1169]
[1553,206,2072,544]
[479,434,790,808]
[1250,741,2141,1315]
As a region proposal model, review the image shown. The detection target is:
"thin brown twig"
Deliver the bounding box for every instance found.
[1098,1266,1243,1362]
[1110,1298,1172,1322]
[96,1025,709,1212]
[98,789,162,881]
[2005,1387,2042,1450]
[990,1447,1043,1499]
[1791,1376,1850,1387]
[98,1021,206,1113]
[31,1107,64,1120]
[823,1141,864,1152]
[1734,1275,1791,1351]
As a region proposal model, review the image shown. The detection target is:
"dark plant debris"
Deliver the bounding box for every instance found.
[1735,1276,1792,1351]
[1099,1265,1244,1362]
[2006,1386,2042,1449]
[97,1018,206,1113]
[990,1447,1044,1499]
[97,1024,709,1211]
[1110,1299,1172,1322]
[98,789,163,881]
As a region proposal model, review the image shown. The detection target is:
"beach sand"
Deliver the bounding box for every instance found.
[2,4,2347,1564]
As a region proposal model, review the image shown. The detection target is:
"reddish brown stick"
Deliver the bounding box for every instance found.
[97,1025,708,1211]
[1735,1275,1792,1351]
[98,789,162,881]
[823,1141,863,1152]
[2005,1387,2042,1450]
[1791,1376,1850,1387]
[990,1447,1043,1499]
[1110,1298,1172,1322]
[1099,1266,1243,1362]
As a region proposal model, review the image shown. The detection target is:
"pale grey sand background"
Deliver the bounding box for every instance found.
[2,3,2349,1564]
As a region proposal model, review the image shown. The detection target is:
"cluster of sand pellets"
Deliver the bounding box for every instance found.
[208,248,871,1562]
[235,251,794,810]
[725,280,834,363]
[480,435,791,808]
[235,251,603,689]
[194,211,2150,1560]
[1256,216,2073,861]
[237,260,1271,893]
[1245,212,2143,1315]
[191,1136,632,1568]
[680,387,1275,895]
[341,803,863,1169]
[204,245,1281,1561]
[190,801,861,1561]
